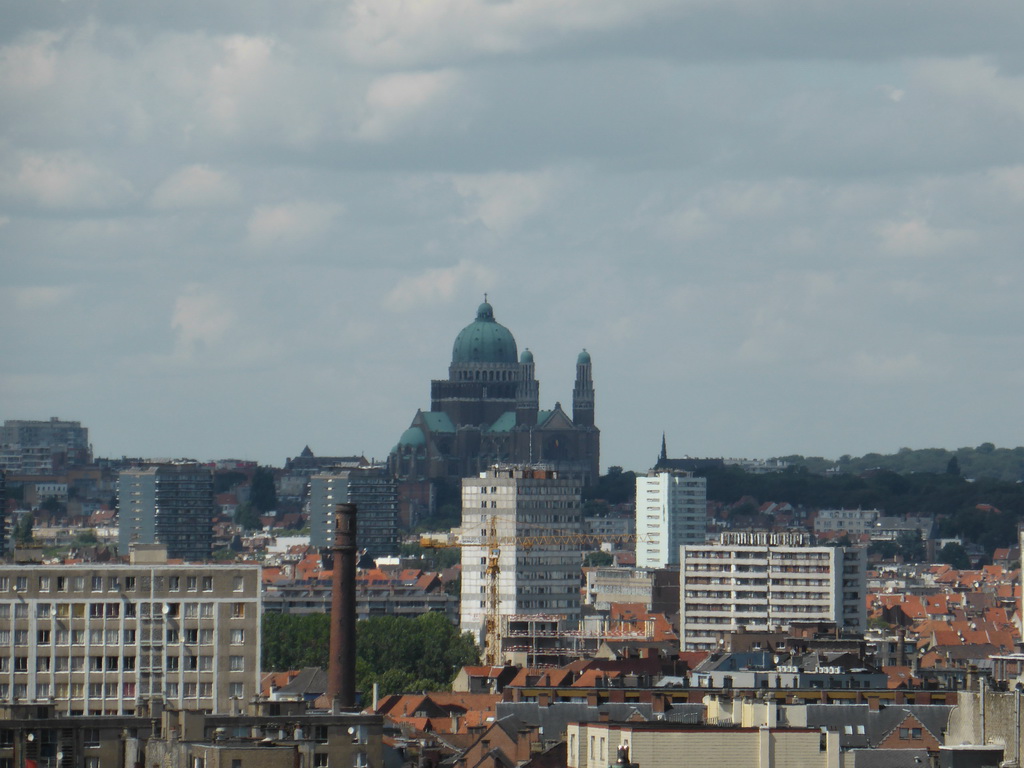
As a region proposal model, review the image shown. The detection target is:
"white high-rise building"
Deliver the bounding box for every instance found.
[635,470,707,568]
[679,532,867,651]
[460,467,584,648]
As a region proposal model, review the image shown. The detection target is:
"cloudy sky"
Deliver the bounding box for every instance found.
[2,1,1022,471]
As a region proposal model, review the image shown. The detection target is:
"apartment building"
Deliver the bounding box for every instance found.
[679,532,866,652]
[568,720,840,768]
[0,555,261,716]
[117,462,215,561]
[460,467,585,647]
[0,470,6,558]
[0,417,91,473]
[635,470,707,568]
[307,468,399,556]
[813,508,880,535]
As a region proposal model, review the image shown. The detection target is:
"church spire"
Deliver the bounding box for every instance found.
[660,432,667,462]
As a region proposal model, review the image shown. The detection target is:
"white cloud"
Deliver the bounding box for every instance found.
[171,285,235,359]
[877,217,976,257]
[342,0,681,66]
[384,261,497,312]
[5,285,76,311]
[355,69,463,141]
[842,351,928,383]
[0,31,61,92]
[914,57,1024,120]
[450,169,564,234]
[2,152,134,209]
[246,201,344,247]
[151,165,241,210]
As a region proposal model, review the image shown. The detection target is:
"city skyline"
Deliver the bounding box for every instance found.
[2,2,1022,471]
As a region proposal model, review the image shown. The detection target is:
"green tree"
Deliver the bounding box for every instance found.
[946,456,961,476]
[938,542,970,570]
[13,514,33,545]
[234,502,262,531]
[896,530,926,563]
[75,529,98,546]
[261,612,479,695]
[39,496,67,518]
[583,551,614,567]
[584,467,637,505]
[250,467,278,513]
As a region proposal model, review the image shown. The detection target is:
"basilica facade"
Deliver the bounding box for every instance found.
[389,300,600,485]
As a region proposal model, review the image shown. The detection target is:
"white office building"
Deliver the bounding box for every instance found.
[460,467,584,647]
[679,532,867,651]
[635,470,707,568]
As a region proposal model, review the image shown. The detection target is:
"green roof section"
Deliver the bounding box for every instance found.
[421,411,456,433]
[485,411,517,433]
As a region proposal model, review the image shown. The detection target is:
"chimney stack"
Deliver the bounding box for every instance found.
[328,503,358,708]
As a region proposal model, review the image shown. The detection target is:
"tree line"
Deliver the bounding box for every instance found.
[262,612,479,695]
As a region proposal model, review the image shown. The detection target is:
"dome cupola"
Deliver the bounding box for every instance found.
[451,299,518,364]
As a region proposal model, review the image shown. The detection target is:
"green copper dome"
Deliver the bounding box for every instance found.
[452,301,518,364]
[520,348,534,364]
[577,349,591,364]
[398,427,426,447]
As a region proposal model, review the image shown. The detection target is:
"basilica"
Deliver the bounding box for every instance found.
[389,300,600,486]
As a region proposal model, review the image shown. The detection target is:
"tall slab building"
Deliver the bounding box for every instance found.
[117,463,214,561]
[635,470,707,568]
[460,467,585,649]
[307,468,399,557]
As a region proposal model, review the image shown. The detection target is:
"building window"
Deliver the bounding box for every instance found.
[187,576,198,592]
[233,576,245,592]
[202,576,213,592]
[91,576,103,592]
[232,603,245,619]
[230,655,245,671]
[229,682,244,698]
[230,629,245,645]
[169,576,180,592]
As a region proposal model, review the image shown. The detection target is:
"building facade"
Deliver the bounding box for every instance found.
[117,462,215,561]
[389,300,600,486]
[813,508,880,535]
[0,417,91,473]
[307,469,399,556]
[635,470,707,568]
[679,532,867,652]
[0,557,261,716]
[0,470,6,559]
[460,467,585,648]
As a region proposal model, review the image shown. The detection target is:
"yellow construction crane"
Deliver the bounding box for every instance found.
[422,519,644,666]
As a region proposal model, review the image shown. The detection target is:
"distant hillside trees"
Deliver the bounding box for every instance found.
[250,466,278,512]
[778,444,1024,482]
